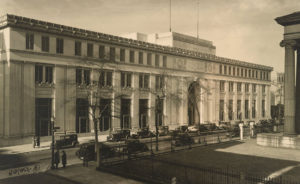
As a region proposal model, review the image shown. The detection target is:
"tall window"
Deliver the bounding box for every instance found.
[219,65,222,74]
[252,100,256,118]
[228,100,233,120]
[262,100,265,117]
[163,56,167,67]
[147,53,152,65]
[245,69,248,78]
[252,70,255,78]
[233,67,235,76]
[237,100,241,119]
[155,54,160,67]
[139,99,148,128]
[76,68,90,85]
[224,66,227,75]
[229,66,231,75]
[56,38,64,54]
[237,83,242,92]
[99,45,105,59]
[245,100,249,119]
[26,33,34,50]
[121,72,132,88]
[120,49,125,62]
[139,73,150,89]
[35,65,53,84]
[237,68,240,76]
[252,84,256,93]
[110,47,115,61]
[155,75,164,90]
[262,85,266,93]
[241,68,244,77]
[245,83,249,92]
[87,43,93,57]
[256,71,258,79]
[130,50,135,63]
[139,52,143,64]
[248,69,251,78]
[75,41,81,56]
[220,81,225,92]
[99,70,112,87]
[41,36,49,52]
[121,99,131,129]
[229,82,234,92]
[219,100,224,121]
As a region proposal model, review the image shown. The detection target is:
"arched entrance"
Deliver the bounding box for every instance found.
[188,82,201,125]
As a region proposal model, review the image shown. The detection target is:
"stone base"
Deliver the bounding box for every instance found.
[257,133,300,149]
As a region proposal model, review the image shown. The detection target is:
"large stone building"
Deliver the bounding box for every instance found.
[0,14,272,141]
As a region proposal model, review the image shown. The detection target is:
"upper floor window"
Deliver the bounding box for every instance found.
[155,75,164,90]
[41,36,49,52]
[219,65,222,74]
[229,66,231,75]
[237,82,242,92]
[130,50,135,63]
[139,73,150,89]
[237,68,240,76]
[155,54,160,67]
[99,45,105,59]
[26,33,34,50]
[147,53,152,65]
[241,68,244,77]
[229,82,234,92]
[224,66,227,75]
[120,49,125,62]
[256,71,258,79]
[35,65,53,84]
[220,81,225,92]
[252,84,256,93]
[245,83,249,92]
[245,69,248,78]
[76,68,90,85]
[121,72,132,88]
[233,67,235,76]
[252,70,255,78]
[87,43,93,57]
[266,72,269,80]
[56,38,64,54]
[99,70,112,87]
[248,69,251,78]
[139,52,143,64]
[75,41,81,56]
[163,56,167,67]
[110,47,115,61]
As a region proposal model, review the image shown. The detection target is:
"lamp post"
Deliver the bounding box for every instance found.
[50,116,55,170]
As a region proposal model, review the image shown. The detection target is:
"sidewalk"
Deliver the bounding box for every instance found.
[0,135,108,155]
[47,162,143,184]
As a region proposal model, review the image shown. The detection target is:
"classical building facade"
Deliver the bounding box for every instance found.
[0,14,272,139]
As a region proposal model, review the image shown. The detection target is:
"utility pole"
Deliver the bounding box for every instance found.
[197,0,199,39]
[169,0,172,32]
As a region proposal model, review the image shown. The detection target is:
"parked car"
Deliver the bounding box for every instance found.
[157,126,169,136]
[173,133,193,147]
[107,129,131,142]
[124,139,149,155]
[131,127,155,139]
[187,125,200,135]
[170,125,188,137]
[52,133,78,149]
[75,142,95,161]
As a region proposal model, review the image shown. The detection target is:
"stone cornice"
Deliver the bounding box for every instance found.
[0,14,273,71]
[275,11,300,26]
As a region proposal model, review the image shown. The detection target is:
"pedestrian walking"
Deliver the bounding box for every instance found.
[54,150,60,169]
[62,150,67,168]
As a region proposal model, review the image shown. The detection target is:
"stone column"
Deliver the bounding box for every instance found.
[296,47,300,133]
[280,40,296,135]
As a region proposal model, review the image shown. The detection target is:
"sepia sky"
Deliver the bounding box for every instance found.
[0,0,299,75]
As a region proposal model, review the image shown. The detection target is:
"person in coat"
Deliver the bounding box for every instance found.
[54,150,60,169]
[62,150,67,168]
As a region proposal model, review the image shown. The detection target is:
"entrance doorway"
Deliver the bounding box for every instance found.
[188,82,201,125]
[35,98,52,136]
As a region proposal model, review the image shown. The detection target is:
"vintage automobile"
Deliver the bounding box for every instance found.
[52,133,79,149]
[75,142,95,161]
[131,127,155,139]
[124,139,149,155]
[157,126,169,136]
[187,125,200,134]
[107,129,131,142]
[173,132,194,147]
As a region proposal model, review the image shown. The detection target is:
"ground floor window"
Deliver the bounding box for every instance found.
[139,99,148,128]
[35,98,52,136]
[219,100,224,121]
[228,100,233,120]
[121,99,131,129]
[262,100,265,117]
[245,100,249,119]
[99,99,112,131]
[76,98,89,133]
